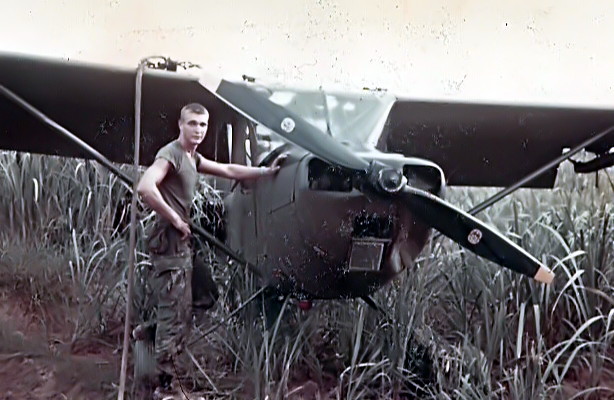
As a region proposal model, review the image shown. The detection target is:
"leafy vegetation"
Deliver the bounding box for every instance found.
[0,151,612,399]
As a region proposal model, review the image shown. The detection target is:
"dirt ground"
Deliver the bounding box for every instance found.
[0,289,327,400]
[2,285,612,400]
[0,289,120,399]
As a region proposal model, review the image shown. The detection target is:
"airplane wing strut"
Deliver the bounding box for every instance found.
[467,125,614,216]
[0,83,262,278]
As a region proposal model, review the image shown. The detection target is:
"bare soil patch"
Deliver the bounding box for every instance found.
[0,289,119,399]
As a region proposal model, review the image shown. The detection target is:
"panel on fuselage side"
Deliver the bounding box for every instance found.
[251,152,303,281]
[223,184,258,262]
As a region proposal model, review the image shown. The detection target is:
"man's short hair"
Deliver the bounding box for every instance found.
[180,103,209,121]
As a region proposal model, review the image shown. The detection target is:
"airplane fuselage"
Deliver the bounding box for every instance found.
[224,146,444,299]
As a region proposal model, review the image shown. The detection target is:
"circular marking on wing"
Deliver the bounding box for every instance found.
[281,117,295,133]
[467,229,483,245]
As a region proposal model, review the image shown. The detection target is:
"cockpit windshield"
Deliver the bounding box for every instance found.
[253,86,395,144]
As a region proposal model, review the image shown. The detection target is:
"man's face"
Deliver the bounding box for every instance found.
[179,111,209,146]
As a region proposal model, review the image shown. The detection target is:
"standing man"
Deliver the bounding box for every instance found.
[137,103,283,397]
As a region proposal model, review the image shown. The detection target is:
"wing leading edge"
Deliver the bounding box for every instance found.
[379,99,614,187]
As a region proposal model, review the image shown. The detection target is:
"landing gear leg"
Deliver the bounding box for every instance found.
[132,323,157,397]
[260,289,288,330]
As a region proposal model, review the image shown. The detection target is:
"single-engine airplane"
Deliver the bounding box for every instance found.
[1,53,613,304]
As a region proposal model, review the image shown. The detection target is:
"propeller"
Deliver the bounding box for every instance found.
[197,74,554,284]
[400,185,553,283]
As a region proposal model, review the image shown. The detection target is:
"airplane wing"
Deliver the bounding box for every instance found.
[3,53,612,187]
[0,53,237,165]
[379,99,614,187]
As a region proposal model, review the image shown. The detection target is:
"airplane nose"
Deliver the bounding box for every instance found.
[365,159,445,196]
[377,167,406,193]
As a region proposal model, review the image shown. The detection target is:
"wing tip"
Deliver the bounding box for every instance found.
[534,265,555,284]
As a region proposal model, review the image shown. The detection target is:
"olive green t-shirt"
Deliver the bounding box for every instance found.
[155,140,200,222]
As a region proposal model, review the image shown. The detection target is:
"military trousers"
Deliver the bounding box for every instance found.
[150,253,193,376]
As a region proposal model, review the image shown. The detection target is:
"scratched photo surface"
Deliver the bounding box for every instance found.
[0,1,613,399]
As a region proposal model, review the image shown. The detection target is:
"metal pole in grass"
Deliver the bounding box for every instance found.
[117,60,145,400]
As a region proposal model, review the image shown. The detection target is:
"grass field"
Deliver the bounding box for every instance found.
[0,151,612,399]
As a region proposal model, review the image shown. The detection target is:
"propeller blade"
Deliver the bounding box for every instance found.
[400,185,554,283]
[198,74,370,172]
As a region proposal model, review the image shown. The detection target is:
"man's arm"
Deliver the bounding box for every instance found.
[196,153,284,179]
[136,158,191,239]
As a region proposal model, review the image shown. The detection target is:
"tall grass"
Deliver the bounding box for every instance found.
[1,150,613,399]
[0,152,133,341]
